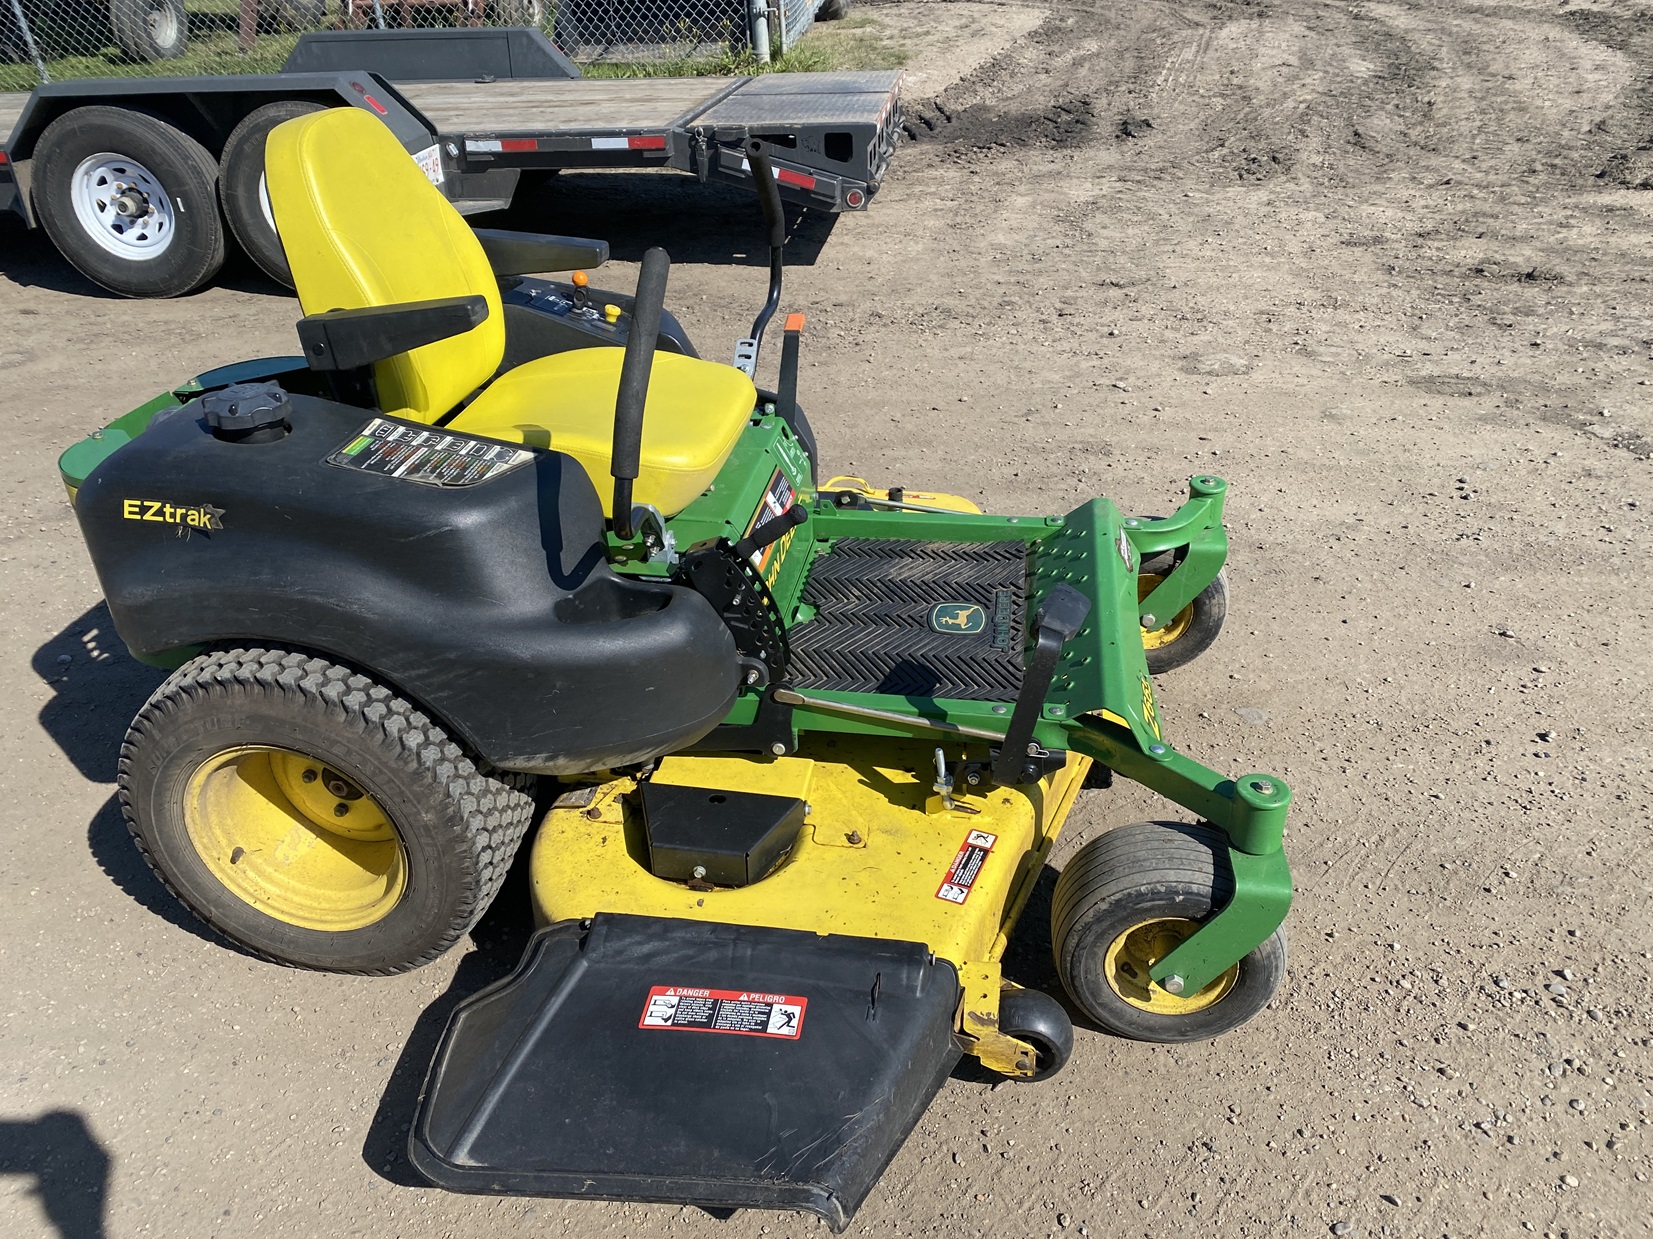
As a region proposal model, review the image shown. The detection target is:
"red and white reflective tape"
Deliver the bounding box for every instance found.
[465,134,665,155]
[739,157,818,192]
[591,135,667,150]
[466,138,540,153]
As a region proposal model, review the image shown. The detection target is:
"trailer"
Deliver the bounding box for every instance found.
[0,27,902,297]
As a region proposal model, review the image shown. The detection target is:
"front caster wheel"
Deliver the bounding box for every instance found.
[996,987,1073,1081]
[1051,821,1285,1042]
[1138,552,1226,674]
[118,648,537,974]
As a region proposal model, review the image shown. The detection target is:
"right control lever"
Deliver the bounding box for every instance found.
[991,583,1092,787]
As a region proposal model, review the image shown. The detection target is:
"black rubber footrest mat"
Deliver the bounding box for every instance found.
[788,539,1026,700]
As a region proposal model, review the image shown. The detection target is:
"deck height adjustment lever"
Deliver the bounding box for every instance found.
[734,503,808,563]
[990,583,1092,787]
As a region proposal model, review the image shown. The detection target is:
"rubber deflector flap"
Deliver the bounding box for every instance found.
[408,914,962,1231]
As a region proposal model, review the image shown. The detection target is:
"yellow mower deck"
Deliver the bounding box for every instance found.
[531,736,1092,1074]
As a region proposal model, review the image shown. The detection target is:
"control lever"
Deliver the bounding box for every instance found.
[610,247,670,540]
[733,138,787,377]
[734,503,808,562]
[990,583,1092,787]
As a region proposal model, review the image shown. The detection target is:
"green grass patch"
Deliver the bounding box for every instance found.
[2,9,908,94]
[582,14,908,78]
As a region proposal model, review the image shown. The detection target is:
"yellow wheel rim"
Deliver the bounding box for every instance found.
[183,746,406,932]
[1138,574,1194,651]
[1104,917,1239,1015]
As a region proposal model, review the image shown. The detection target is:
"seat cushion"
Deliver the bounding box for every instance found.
[449,348,757,517]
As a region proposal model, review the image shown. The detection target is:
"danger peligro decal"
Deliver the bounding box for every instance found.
[638,986,807,1039]
[936,829,998,904]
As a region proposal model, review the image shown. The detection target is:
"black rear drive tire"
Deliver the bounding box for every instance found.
[219,100,327,287]
[34,105,225,298]
[118,648,538,974]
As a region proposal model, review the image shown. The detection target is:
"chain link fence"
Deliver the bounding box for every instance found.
[1,0,830,94]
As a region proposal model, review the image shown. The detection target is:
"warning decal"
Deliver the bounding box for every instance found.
[638,986,807,1040]
[325,418,534,487]
[743,467,797,582]
[936,829,998,904]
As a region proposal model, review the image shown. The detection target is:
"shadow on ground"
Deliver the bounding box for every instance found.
[362,843,539,1185]
[33,603,167,785]
[0,1109,110,1239]
[0,215,294,299]
[84,793,223,950]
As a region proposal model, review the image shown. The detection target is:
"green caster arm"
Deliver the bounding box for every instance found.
[1066,714,1294,995]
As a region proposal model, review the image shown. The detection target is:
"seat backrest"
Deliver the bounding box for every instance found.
[265,108,503,423]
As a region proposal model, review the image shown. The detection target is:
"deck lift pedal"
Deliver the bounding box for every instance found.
[56,108,1294,1230]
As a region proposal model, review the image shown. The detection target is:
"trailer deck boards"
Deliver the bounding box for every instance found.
[396,78,740,135]
[396,70,903,213]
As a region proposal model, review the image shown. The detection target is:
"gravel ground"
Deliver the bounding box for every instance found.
[1,2,1650,1237]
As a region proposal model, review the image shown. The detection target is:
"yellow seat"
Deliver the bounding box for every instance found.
[264,107,756,515]
[448,349,755,517]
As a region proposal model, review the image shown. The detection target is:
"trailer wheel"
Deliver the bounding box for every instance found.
[220,101,326,287]
[1051,821,1286,1042]
[109,0,188,61]
[119,648,539,974]
[34,106,225,297]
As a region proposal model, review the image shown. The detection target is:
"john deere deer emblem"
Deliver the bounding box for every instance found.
[929,602,986,635]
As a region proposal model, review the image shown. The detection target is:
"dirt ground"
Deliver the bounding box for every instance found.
[3,1,1652,1236]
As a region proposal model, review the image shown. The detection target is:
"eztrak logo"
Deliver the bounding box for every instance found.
[928,601,986,635]
[121,498,225,532]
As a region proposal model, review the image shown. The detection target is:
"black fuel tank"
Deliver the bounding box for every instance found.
[74,394,740,773]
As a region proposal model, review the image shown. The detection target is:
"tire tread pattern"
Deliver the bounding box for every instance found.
[117,646,536,975]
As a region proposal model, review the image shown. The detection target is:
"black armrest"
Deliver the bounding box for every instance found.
[296,295,490,371]
[473,229,610,276]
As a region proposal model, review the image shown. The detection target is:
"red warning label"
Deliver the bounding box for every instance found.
[936,829,998,904]
[638,986,808,1039]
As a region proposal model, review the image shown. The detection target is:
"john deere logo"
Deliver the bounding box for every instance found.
[929,602,986,635]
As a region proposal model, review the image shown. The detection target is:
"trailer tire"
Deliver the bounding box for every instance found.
[109,0,189,61]
[220,101,326,287]
[34,106,226,298]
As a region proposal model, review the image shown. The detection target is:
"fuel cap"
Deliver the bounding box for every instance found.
[201,382,291,443]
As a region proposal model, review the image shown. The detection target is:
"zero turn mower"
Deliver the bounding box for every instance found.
[58,107,1293,1230]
